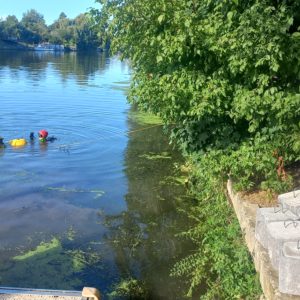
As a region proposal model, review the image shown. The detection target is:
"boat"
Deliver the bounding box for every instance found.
[34,43,64,51]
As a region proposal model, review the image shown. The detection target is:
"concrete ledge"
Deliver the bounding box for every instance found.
[227,180,300,300]
[0,286,101,300]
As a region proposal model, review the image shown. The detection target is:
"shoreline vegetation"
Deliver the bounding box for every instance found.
[0,39,105,52]
[91,0,300,298]
[0,8,108,52]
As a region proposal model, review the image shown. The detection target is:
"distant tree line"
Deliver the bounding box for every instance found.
[0,9,106,50]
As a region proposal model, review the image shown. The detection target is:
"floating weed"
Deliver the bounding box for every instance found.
[108,278,149,299]
[3,236,103,289]
[110,85,129,93]
[159,175,187,186]
[46,186,105,199]
[66,226,76,241]
[128,110,163,125]
[13,238,60,261]
[139,151,171,160]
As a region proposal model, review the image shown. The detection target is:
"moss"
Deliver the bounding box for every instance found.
[128,111,163,125]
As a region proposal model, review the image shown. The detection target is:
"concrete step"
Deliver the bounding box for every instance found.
[279,241,300,296]
[278,190,300,216]
[255,207,298,249]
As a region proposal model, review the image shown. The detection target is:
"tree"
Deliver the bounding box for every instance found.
[48,12,73,45]
[97,0,300,179]
[0,15,20,40]
[73,14,99,51]
[20,9,48,44]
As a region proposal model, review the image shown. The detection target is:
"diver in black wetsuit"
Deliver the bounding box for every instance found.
[0,137,5,148]
[30,131,57,143]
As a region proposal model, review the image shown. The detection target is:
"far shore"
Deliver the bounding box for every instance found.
[0,40,104,52]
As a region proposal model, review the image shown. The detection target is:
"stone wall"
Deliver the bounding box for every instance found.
[227,180,300,300]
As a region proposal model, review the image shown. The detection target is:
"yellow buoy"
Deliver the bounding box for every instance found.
[9,138,27,147]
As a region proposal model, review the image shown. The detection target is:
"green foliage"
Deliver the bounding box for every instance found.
[95,0,300,297]
[97,0,300,164]
[20,9,48,44]
[171,154,262,299]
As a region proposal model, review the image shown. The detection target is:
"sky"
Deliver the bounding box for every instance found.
[0,0,99,24]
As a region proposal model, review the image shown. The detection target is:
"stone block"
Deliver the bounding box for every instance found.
[266,221,300,270]
[255,207,297,249]
[279,241,300,296]
[278,190,300,217]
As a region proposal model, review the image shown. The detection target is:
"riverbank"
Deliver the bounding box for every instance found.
[0,40,32,50]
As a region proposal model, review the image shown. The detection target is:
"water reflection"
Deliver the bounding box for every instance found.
[0,51,107,85]
[103,109,195,299]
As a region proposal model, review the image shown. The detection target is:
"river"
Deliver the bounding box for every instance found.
[0,51,194,299]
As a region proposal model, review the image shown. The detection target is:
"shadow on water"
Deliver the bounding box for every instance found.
[101,109,196,299]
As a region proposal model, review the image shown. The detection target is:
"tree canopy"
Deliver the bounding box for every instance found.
[0,10,102,50]
[96,0,300,187]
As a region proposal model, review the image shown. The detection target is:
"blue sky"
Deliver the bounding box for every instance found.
[0,0,99,24]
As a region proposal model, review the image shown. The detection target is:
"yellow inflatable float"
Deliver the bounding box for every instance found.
[9,138,27,147]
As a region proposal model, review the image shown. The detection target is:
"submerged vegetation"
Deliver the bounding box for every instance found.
[93,0,300,298]
[108,278,149,299]
[0,236,103,289]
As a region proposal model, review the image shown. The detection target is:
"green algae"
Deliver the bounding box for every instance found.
[14,238,60,261]
[66,226,76,241]
[128,110,163,125]
[159,175,187,186]
[1,236,103,289]
[46,186,105,199]
[139,152,171,160]
[109,278,149,299]
[111,85,129,92]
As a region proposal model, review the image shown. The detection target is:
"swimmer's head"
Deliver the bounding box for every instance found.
[38,130,48,139]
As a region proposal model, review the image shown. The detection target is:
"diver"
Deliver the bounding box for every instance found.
[38,130,57,143]
[0,137,5,148]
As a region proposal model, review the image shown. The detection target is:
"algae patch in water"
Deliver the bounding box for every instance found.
[129,111,163,125]
[13,238,60,261]
[139,152,172,160]
[46,186,105,199]
[159,175,187,186]
[0,237,103,289]
[109,278,149,299]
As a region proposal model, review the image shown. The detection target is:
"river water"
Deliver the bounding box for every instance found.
[0,51,193,299]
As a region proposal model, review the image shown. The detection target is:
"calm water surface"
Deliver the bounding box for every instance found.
[0,51,193,299]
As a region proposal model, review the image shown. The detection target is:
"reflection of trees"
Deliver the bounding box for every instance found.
[103,111,195,299]
[0,51,107,85]
[0,51,48,74]
[52,52,106,84]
